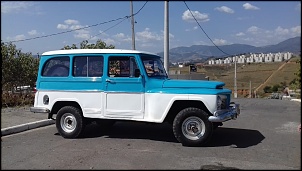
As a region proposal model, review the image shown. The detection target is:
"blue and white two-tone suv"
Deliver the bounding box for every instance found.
[30,49,240,147]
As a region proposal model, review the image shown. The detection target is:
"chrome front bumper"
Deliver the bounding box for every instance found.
[208,102,240,122]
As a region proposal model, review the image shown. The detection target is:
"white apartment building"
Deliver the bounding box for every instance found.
[206,52,293,65]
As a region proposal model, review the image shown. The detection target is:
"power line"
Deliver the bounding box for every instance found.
[4,1,148,44]
[82,1,148,44]
[183,1,231,56]
[77,17,128,46]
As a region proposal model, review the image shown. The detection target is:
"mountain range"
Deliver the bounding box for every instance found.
[157,36,301,63]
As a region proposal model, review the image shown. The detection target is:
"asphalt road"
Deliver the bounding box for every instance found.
[1,98,301,170]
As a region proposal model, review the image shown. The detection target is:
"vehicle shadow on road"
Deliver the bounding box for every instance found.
[78,122,265,148]
[80,121,179,143]
[206,127,265,148]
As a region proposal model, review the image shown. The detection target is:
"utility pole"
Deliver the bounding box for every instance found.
[130,1,136,50]
[234,56,237,98]
[164,1,169,74]
[249,80,251,98]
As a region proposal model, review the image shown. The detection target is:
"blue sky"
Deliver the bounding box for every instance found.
[1,1,301,55]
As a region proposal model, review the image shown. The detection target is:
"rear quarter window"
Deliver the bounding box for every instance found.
[42,57,70,77]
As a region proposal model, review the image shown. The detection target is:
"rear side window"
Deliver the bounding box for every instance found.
[42,57,70,77]
[73,56,103,77]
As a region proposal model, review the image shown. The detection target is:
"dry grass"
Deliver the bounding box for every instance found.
[169,56,300,97]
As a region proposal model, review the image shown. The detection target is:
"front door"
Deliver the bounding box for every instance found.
[104,55,144,119]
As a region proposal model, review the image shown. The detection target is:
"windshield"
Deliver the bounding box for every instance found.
[141,55,168,78]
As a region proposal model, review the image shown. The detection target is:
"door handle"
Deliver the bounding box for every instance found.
[106,79,113,83]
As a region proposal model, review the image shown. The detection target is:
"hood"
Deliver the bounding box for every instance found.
[162,79,225,89]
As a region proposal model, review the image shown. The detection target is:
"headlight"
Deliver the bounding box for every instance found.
[217,96,222,110]
[217,95,227,110]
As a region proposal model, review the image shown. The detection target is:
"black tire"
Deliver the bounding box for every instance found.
[56,106,84,138]
[95,119,116,132]
[173,107,213,147]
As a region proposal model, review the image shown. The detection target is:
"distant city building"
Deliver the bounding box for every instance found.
[206,52,293,65]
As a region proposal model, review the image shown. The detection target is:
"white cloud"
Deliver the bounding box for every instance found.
[103,38,116,45]
[1,1,36,14]
[243,3,260,10]
[136,28,162,43]
[114,33,126,39]
[70,25,82,30]
[57,24,69,29]
[74,33,90,39]
[64,19,80,25]
[247,26,260,34]
[169,33,175,39]
[97,30,109,37]
[236,32,245,36]
[275,26,289,35]
[236,25,301,47]
[28,30,38,36]
[159,30,175,39]
[7,34,26,41]
[215,6,234,14]
[182,10,209,22]
[140,43,155,48]
[185,26,198,32]
[193,40,207,45]
[213,39,228,45]
[113,33,131,42]
[74,28,90,39]
[290,25,301,35]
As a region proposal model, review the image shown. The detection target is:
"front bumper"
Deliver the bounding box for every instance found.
[208,102,240,122]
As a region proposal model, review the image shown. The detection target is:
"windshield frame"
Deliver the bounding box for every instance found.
[140,55,168,78]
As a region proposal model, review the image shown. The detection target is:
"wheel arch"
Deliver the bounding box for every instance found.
[163,100,211,124]
[49,101,82,118]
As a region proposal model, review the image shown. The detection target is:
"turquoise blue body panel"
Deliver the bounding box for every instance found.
[36,52,232,96]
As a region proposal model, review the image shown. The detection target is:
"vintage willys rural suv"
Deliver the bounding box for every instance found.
[30,49,240,146]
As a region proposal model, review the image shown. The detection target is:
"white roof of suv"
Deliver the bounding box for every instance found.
[42,49,158,56]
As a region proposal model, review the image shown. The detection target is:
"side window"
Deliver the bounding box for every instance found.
[42,57,70,77]
[108,56,139,77]
[73,56,103,77]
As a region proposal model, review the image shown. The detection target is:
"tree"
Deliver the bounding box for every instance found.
[271,84,281,92]
[62,39,115,50]
[1,41,39,91]
[290,58,301,90]
[263,86,272,93]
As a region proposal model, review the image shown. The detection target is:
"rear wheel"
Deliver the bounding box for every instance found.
[173,107,213,146]
[56,106,84,138]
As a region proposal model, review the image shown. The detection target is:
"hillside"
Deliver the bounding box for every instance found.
[158,36,301,63]
[169,56,301,98]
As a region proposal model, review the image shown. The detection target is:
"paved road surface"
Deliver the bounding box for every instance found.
[1,98,301,170]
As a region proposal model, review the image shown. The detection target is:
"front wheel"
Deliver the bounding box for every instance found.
[173,107,213,146]
[56,106,84,138]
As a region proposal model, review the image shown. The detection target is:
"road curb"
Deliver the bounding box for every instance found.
[1,119,55,136]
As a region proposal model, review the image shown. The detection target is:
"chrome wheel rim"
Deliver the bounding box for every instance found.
[182,116,205,140]
[60,113,77,133]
